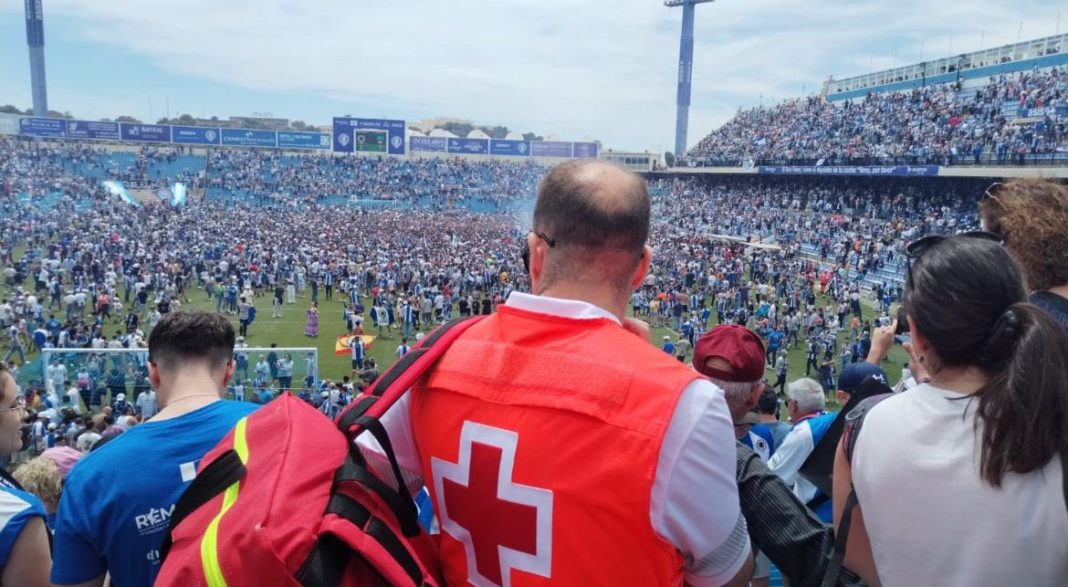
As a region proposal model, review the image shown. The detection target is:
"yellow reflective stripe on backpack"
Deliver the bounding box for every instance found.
[199,417,250,587]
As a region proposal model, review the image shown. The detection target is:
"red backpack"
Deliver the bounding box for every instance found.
[157,317,484,587]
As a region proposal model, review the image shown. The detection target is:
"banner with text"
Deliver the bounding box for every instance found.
[221,128,277,148]
[277,131,330,150]
[572,142,599,158]
[448,137,489,155]
[18,117,66,137]
[532,141,572,157]
[489,139,530,156]
[410,136,448,153]
[120,123,172,143]
[172,126,220,145]
[333,118,405,154]
[757,165,940,177]
[68,120,120,140]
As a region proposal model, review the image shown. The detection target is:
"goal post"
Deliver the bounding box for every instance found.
[40,346,319,411]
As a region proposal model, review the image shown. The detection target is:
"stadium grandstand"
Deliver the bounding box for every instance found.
[4,4,1068,585]
[681,35,1068,168]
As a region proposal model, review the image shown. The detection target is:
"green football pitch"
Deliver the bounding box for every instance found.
[4,271,906,408]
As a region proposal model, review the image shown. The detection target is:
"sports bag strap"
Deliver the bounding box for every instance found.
[159,450,245,561]
[1062,448,1067,514]
[334,451,420,538]
[818,394,890,587]
[296,493,430,587]
[337,316,485,434]
[820,487,859,587]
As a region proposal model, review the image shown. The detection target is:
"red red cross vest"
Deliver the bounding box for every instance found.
[410,305,700,587]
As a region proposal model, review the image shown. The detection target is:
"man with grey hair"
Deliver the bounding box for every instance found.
[692,325,770,456]
[769,378,835,522]
[692,325,866,587]
[692,324,773,587]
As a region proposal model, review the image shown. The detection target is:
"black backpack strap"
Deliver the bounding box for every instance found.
[1062,448,1067,514]
[159,450,246,561]
[333,449,419,538]
[821,488,858,587]
[818,393,891,587]
[296,492,430,587]
[337,316,485,433]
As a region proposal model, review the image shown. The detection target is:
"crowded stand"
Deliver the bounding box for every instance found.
[682,67,1068,166]
[1,126,1067,587]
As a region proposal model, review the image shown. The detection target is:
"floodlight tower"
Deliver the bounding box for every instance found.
[25,0,49,116]
[665,0,714,159]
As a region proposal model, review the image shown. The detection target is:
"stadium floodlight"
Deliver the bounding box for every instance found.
[665,0,716,159]
[25,0,49,116]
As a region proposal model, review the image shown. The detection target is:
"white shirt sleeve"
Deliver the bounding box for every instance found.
[354,390,426,493]
[651,380,751,586]
[767,421,814,487]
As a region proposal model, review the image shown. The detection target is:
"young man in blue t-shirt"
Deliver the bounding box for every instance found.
[51,311,259,587]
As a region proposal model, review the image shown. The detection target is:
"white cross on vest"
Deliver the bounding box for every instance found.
[431,421,554,587]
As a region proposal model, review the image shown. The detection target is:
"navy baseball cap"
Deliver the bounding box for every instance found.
[838,362,888,395]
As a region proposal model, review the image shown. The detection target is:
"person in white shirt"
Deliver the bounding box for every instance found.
[65,386,83,415]
[0,300,11,328]
[46,360,67,398]
[75,422,102,453]
[394,338,410,359]
[835,235,1068,587]
[135,389,158,419]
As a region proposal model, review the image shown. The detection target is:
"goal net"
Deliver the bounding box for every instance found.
[39,346,319,411]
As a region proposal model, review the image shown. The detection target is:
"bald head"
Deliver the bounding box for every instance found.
[531,161,650,292]
[533,160,650,255]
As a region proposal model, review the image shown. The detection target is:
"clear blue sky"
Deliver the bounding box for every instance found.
[1,0,1064,152]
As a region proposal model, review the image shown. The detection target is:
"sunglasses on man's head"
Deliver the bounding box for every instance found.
[978,182,1009,238]
[981,182,1006,206]
[521,231,556,273]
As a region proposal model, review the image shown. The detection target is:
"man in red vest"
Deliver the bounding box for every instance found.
[361,160,752,586]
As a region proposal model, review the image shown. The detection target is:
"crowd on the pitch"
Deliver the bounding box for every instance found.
[0,136,983,463]
[683,68,1068,166]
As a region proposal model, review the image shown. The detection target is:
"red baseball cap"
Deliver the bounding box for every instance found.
[692,325,766,382]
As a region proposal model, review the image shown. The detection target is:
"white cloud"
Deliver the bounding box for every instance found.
[1,0,1065,151]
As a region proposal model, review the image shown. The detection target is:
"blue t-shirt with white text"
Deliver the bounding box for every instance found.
[51,400,259,587]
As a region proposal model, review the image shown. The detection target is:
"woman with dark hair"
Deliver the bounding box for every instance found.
[833,235,1068,586]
